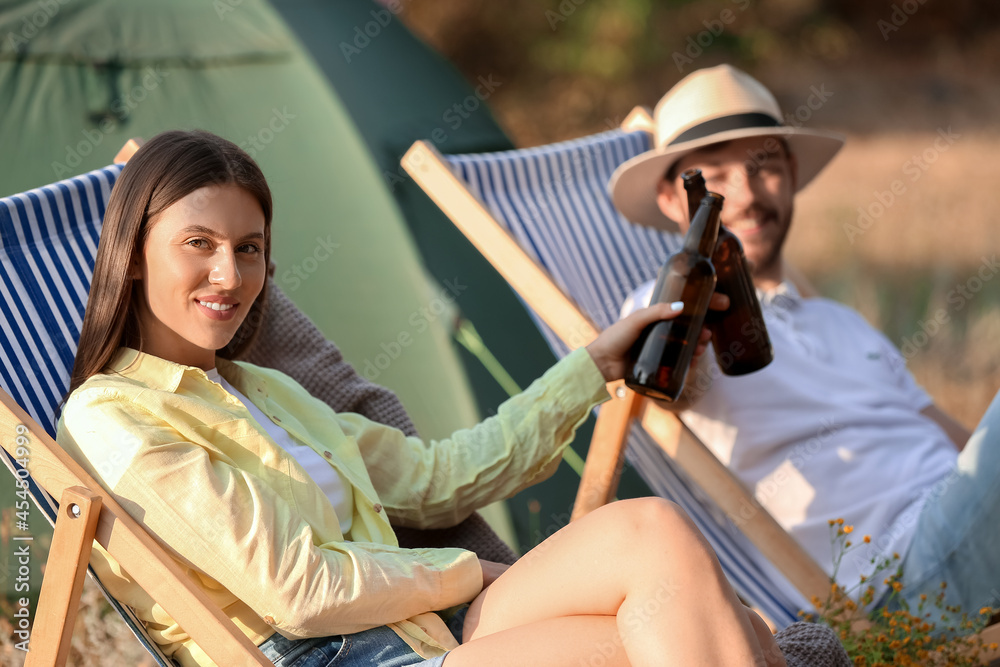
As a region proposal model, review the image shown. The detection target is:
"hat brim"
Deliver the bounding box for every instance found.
[609,126,846,232]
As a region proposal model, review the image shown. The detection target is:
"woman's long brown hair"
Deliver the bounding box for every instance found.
[68,130,273,394]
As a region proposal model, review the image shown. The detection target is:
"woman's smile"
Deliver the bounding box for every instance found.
[195,296,240,319]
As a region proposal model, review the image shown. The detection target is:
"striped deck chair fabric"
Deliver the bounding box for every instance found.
[444,128,810,626]
[0,163,177,665]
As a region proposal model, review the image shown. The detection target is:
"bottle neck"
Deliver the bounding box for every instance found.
[684,193,724,257]
[681,169,707,224]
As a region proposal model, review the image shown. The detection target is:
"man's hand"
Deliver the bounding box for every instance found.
[586,293,729,382]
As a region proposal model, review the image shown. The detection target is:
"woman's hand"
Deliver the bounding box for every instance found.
[585,294,730,382]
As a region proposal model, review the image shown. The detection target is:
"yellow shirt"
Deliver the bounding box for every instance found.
[56,346,608,666]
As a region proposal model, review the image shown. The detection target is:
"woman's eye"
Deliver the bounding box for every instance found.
[238,243,261,254]
[187,239,208,249]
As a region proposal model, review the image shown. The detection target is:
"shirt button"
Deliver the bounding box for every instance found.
[272,415,281,423]
[323,451,333,460]
[257,388,263,393]
[263,615,275,625]
[372,503,383,513]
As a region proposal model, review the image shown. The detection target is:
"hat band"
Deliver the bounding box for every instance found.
[667,112,782,146]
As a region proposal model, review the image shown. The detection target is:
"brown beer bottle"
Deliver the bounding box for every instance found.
[624,193,723,401]
[682,169,774,375]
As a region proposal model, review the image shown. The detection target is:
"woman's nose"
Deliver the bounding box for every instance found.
[208,251,242,288]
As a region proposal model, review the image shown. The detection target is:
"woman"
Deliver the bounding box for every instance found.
[58,130,784,667]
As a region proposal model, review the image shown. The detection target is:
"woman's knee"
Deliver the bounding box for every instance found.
[599,498,709,554]
[605,496,692,530]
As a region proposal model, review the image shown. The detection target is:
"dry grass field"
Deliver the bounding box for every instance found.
[0,583,154,666]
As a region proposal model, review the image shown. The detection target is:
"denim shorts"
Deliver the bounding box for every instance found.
[259,608,465,667]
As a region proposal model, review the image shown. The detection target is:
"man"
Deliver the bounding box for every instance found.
[609,64,998,614]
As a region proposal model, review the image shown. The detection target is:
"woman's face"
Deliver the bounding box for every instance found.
[131,184,267,370]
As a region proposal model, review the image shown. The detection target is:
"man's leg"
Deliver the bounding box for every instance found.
[893,390,1000,615]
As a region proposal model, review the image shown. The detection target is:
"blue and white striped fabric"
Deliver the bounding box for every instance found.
[446,129,810,626]
[0,164,121,434]
[0,163,176,666]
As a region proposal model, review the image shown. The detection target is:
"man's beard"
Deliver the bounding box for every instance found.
[743,204,792,278]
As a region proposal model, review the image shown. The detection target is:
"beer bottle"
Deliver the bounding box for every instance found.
[682,169,774,375]
[624,193,722,401]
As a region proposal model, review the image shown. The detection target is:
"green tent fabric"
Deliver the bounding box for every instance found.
[269,0,545,418]
[266,1,656,552]
[0,0,480,440]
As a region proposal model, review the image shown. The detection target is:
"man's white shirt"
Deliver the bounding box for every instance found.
[621,279,957,594]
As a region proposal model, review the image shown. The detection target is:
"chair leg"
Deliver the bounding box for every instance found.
[25,487,101,667]
[571,382,642,521]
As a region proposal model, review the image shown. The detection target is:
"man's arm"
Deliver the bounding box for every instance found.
[921,403,972,452]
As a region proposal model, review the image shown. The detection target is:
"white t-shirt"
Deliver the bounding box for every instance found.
[621,280,958,593]
[206,367,354,535]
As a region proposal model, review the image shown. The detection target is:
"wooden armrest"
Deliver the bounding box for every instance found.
[114,138,145,164]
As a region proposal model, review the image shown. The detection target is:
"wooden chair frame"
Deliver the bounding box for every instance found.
[1,391,272,666]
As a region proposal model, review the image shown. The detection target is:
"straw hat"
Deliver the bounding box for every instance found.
[609,65,845,232]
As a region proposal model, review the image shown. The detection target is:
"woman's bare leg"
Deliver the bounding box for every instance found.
[745,607,787,667]
[445,616,629,667]
[458,498,773,667]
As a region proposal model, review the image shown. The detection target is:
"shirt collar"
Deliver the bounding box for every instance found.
[757,280,802,311]
[109,347,221,393]
[108,348,268,399]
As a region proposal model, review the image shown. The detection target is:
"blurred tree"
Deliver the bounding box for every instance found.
[400,0,1000,143]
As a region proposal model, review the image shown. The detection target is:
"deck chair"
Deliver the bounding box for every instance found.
[0,142,513,665]
[401,112,833,628]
